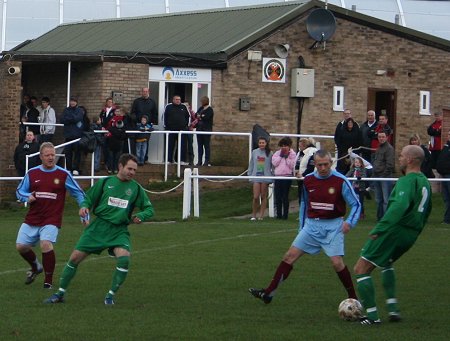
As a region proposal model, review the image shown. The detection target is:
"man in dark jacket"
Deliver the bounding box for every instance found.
[164,95,190,164]
[436,130,450,224]
[14,131,40,176]
[61,97,84,175]
[130,88,157,158]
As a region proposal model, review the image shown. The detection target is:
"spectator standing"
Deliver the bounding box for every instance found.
[15,142,85,289]
[248,136,273,221]
[427,111,443,169]
[249,150,360,304]
[354,145,431,325]
[39,97,56,143]
[185,102,198,165]
[99,97,116,169]
[295,138,317,204]
[346,157,368,219]
[135,115,153,166]
[334,109,358,174]
[372,132,395,221]
[19,94,31,141]
[368,114,392,161]
[61,97,84,175]
[164,95,190,164]
[25,101,41,137]
[335,118,361,175]
[272,137,296,220]
[90,116,104,172]
[105,107,127,173]
[44,154,154,305]
[409,134,434,178]
[131,88,157,159]
[14,131,40,176]
[360,110,377,162]
[436,130,450,224]
[196,96,214,166]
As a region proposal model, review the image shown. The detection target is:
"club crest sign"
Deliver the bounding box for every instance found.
[262,58,286,83]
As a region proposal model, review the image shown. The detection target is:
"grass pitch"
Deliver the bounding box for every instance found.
[0,186,449,340]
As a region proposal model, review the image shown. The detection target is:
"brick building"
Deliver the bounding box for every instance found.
[0,0,449,201]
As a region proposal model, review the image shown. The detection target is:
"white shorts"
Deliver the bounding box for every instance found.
[16,223,59,246]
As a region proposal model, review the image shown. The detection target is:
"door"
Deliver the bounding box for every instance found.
[367,88,397,147]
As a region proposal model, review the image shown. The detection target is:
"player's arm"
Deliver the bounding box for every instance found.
[16,173,33,202]
[298,184,309,230]
[132,185,154,223]
[65,172,87,206]
[342,179,361,228]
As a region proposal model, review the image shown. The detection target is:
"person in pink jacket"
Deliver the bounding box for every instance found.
[272,137,296,219]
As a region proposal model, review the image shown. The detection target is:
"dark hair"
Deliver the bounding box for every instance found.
[344,117,355,130]
[278,136,292,147]
[119,153,138,167]
[258,136,271,157]
[41,96,50,103]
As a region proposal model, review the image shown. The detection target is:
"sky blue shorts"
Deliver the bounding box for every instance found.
[292,218,345,257]
[16,223,59,246]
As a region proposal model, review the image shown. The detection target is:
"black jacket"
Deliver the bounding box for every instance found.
[14,141,40,176]
[164,103,190,130]
[436,141,450,176]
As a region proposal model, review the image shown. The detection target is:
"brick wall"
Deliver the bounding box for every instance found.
[0,61,23,201]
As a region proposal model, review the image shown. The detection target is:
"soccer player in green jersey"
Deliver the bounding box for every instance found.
[354,145,432,325]
[45,153,154,305]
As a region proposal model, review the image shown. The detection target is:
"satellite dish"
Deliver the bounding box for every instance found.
[306,8,337,48]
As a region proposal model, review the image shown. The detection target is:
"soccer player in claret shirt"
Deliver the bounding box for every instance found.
[45,153,154,305]
[354,145,432,325]
[15,142,86,289]
[249,149,361,304]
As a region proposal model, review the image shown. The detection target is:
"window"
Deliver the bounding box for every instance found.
[419,91,431,115]
[333,86,344,111]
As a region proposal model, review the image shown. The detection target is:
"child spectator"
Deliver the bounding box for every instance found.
[346,157,367,219]
[272,137,296,219]
[105,107,126,173]
[135,115,153,166]
[90,116,105,172]
[248,136,273,220]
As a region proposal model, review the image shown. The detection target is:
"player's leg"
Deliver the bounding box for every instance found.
[381,267,401,321]
[39,225,59,289]
[354,257,379,323]
[330,256,358,299]
[105,247,131,305]
[16,223,43,284]
[249,246,303,304]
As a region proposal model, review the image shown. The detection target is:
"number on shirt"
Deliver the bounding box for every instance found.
[418,186,429,213]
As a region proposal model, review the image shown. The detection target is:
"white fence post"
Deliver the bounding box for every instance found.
[268,183,274,218]
[182,168,192,219]
[193,168,200,217]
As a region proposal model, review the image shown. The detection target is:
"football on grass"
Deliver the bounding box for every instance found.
[338,298,363,321]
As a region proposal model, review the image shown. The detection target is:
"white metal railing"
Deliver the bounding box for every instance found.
[181,169,446,220]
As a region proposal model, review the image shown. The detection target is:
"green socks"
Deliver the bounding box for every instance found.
[107,256,130,297]
[356,273,379,320]
[382,267,399,315]
[57,260,78,296]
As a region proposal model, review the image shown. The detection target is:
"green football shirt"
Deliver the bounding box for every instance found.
[82,176,154,226]
[371,172,431,235]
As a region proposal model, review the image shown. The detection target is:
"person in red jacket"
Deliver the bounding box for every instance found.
[427,111,443,169]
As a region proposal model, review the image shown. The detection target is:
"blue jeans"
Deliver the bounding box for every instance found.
[93,144,102,171]
[136,141,148,164]
[373,180,393,220]
[441,175,450,223]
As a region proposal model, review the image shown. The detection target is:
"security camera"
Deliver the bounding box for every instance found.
[8,66,20,75]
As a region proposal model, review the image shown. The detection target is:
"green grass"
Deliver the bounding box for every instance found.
[0,187,449,340]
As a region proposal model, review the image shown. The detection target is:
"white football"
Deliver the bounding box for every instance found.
[338,298,363,321]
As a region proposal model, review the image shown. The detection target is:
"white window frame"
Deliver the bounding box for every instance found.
[419,90,431,115]
[333,86,344,111]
